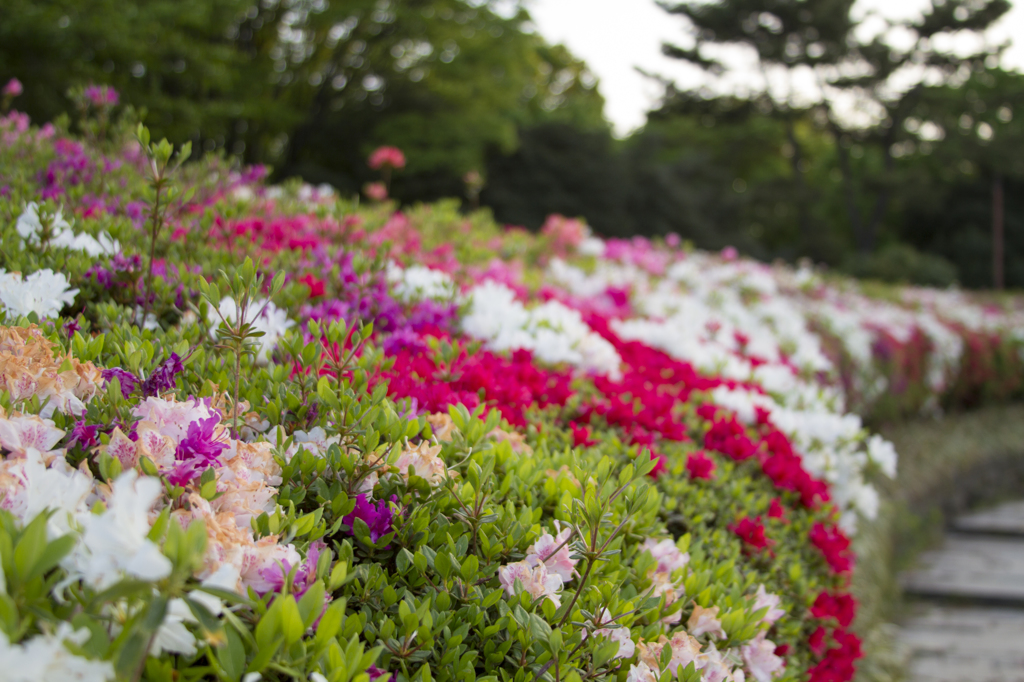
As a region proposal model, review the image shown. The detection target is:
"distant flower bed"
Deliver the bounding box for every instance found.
[2,88,1023,682]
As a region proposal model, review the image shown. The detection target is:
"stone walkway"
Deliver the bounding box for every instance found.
[899,501,1024,680]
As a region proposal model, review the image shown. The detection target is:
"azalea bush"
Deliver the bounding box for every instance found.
[1,84,1023,681]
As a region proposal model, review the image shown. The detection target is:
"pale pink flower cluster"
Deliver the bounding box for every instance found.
[589,608,635,659]
[540,214,589,259]
[642,538,689,623]
[636,634,755,682]
[498,561,563,606]
[0,412,65,459]
[751,585,785,625]
[525,521,576,582]
[0,447,93,539]
[123,397,292,591]
[739,634,785,682]
[643,538,690,574]
[132,396,221,442]
[636,632,702,678]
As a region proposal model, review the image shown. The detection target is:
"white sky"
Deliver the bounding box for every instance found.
[526,0,1024,136]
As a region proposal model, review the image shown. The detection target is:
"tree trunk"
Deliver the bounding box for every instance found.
[825,112,864,251]
[784,116,811,246]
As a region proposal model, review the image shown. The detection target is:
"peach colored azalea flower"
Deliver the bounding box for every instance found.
[394,440,448,485]
[427,412,456,441]
[688,604,726,639]
[626,662,660,682]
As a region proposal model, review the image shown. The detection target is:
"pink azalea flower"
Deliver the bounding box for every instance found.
[0,414,65,458]
[364,181,388,201]
[590,608,635,659]
[752,584,786,625]
[740,633,785,682]
[642,537,690,575]
[3,78,23,98]
[525,522,576,582]
[368,146,406,170]
[498,560,563,606]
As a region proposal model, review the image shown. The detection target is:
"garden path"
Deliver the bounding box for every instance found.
[899,500,1024,681]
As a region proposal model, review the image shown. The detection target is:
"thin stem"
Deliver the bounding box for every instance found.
[142,177,164,325]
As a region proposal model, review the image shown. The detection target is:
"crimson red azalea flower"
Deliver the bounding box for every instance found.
[379,342,573,427]
[570,422,598,448]
[730,516,773,552]
[808,629,862,682]
[810,523,854,574]
[811,591,857,628]
[686,450,716,480]
[760,429,830,508]
[300,273,326,298]
[808,627,828,656]
[699,406,758,461]
[768,497,787,520]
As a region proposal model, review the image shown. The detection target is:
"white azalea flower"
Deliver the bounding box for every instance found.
[65,471,172,589]
[16,203,119,257]
[208,297,294,365]
[0,269,78,320]
[0,623,114,681]
[462,280,621,378]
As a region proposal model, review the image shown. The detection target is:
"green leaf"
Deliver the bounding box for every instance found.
[280,595,304,645]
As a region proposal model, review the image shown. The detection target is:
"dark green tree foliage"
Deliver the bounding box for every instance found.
[896,70,1024,287]
[481,123,629,235]
[657,0,1011,261]
[0,0,605,199]
[0,0,293,153]
[278,1,607,198]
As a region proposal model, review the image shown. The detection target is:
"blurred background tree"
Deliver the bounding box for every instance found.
[2,0,1023,287]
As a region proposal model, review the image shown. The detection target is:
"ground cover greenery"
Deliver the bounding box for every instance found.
[2,91,1024,681]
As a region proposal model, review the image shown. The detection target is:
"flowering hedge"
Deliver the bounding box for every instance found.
[1,90,1023,682]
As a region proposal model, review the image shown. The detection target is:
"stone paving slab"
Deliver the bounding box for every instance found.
[901,605,1024,681]
[954,500,1024,535]
[901,534,1024,603]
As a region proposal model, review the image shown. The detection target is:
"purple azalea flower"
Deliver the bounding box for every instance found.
[168,414,229,486]
[125,201,147,228]
[86,265,115,289]
[342,494,394,544]
[111,252,142,273]
[68,420,101,449]
[102,367,139,398]
[142,353,183,397]
[175,414,228,466]
[261,540,326,598]
[368,666,391,682]
[63,317,81,338]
